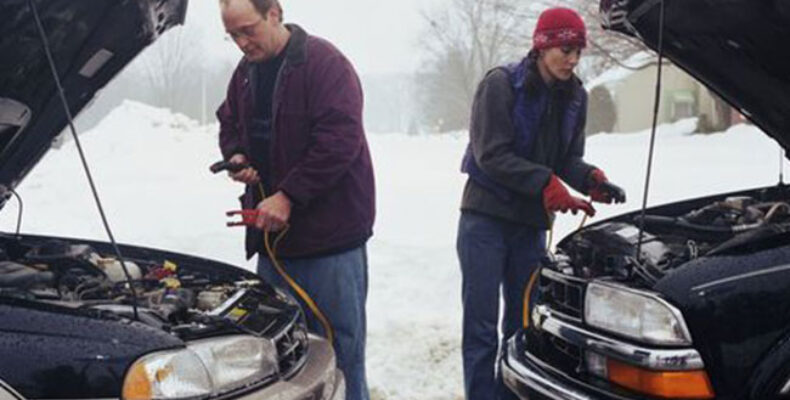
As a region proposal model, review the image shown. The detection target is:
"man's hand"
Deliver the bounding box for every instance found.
[543,175,596,217]
[228,154,260,185]
[255,191,292,232]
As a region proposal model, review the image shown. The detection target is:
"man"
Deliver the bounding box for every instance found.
[457,7,624,400]
[216,1,375,399]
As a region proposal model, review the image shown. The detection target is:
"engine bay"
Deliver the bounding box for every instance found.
[0,236,300,340]
[552,188,790,287]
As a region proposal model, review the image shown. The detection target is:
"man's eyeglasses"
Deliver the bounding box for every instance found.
[226,18,264,41]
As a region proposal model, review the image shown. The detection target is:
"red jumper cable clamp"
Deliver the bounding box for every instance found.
[226,209,259,227]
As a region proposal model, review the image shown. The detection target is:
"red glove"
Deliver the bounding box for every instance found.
[543,175,595,216]
[588,169,612,204]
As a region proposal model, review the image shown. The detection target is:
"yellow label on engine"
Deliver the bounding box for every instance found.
[227,307,248,321]
[161,277,181,289]
[163,260,178,272]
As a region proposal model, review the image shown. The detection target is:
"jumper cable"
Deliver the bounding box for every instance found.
[212,161,336,344]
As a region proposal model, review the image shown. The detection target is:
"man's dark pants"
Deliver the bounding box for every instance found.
[457,211,546,400]
[257,245,369,400]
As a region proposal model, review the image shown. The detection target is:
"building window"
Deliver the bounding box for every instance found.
[669,90,697,121]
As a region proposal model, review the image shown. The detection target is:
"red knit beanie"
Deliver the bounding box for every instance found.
[532,7,587,50]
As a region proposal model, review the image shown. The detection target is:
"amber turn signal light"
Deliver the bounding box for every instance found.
[607,358,714,399]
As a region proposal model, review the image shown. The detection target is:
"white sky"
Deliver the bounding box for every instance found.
[185,0,446,75]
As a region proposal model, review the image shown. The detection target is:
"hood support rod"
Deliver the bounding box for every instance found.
[635,0,666,269]
[28,0,140,320]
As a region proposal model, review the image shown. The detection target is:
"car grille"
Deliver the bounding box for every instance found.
[527,328,584,376]
[537,269,586,320]
[230,291,309,378]
[273,317,309,378]
[547,334,583,372]
[531,268,588,376]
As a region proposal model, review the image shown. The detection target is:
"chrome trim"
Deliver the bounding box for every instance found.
[0,380,24,400]
[780,375,790,396]
[502,338,599,400]
[272,311,309,379]
[540,268,586,321]
[547,308,582,325]
[584,280,694,346]
[542,268,588,285]
[692,263,790,292]
[0,383,112,400]
[536,307,704,371]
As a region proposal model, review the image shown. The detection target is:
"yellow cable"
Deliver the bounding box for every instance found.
[528,203,591,328]
[579,213,589,231]
[522,269,540,328]
[257,184,335,344]
[547,201,591,251]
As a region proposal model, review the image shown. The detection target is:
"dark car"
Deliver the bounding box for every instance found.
[501,1,790,399]
[0,1,343,400]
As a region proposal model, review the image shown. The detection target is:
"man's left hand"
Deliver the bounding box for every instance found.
[255,191,292,232]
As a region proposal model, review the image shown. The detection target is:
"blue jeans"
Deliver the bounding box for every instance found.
[457,212,546,400]
[257,245,369,400]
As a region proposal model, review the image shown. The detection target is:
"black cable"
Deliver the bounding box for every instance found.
[28,0,140,320]
[635,0,666,263]
[9,190,23,238]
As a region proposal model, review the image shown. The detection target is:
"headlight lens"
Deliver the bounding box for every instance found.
[584,282,691,345]
[123,335,278,400]
[189,335,278,390]
[123,349,211,400]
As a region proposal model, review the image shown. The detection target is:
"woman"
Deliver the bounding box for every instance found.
[457,7,623,399]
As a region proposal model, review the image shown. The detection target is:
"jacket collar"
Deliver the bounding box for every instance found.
[521,56,580,95]
[240,23,307,72]
[283,23,307,66]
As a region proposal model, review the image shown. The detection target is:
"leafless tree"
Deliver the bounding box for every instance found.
[416,0,648,132]
[135,25,201,111]
[416,0,534,132]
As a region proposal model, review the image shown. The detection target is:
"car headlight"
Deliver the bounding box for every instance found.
[123,335,278,400]
[584,282,692,345]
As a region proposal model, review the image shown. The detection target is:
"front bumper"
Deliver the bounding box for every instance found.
[0,335,343,400]
[502,309,706,400]
[502,334,619,400]
[238,334,345,400]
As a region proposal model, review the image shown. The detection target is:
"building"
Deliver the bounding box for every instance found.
[585,52,738,135]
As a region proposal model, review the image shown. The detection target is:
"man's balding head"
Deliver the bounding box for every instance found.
[220,0,289,62]
[220,0,283,22]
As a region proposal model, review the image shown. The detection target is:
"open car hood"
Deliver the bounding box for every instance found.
[600,0,790,157]
[0,0,188,205]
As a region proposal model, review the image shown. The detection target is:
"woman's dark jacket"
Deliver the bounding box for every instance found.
[460,57,596,229]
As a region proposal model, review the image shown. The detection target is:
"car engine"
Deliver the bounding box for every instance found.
[0,237,302,341]
[553,193,790,287]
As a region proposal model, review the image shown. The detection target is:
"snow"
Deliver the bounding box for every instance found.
[584,51,656,91]
[1,101,788,399]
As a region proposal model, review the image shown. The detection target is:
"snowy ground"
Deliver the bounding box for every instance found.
[1,101,787,399]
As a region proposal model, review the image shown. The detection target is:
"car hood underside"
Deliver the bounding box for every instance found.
[0,0,187,201]
[601,0,790,156]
